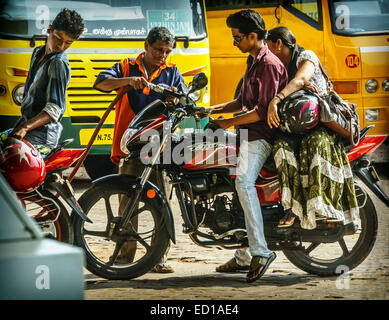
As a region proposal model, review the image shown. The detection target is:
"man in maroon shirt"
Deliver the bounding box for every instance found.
[208,9,287,282]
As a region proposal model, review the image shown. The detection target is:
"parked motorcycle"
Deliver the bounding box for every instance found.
[72,73,388,280]
[14,138,90,243]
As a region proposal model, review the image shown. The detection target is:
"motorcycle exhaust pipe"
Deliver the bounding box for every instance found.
[354,161,389,207]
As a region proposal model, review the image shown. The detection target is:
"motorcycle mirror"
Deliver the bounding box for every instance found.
[188,72,208,94]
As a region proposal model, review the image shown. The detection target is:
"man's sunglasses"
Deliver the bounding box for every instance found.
[232,34,246,45]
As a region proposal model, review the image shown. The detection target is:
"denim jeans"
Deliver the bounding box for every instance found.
[234,138,273,265]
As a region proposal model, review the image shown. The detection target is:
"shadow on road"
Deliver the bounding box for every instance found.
[84,271,332,291]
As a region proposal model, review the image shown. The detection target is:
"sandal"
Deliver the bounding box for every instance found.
[246,252,277,283]
[216,258,250,273]
[151,263,174,273]
[278,212,296,228]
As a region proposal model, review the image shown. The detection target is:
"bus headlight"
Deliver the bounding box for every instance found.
[382,80,389,91]
[12,84,24,105]
[0,85,6,96]
[365,109,379,122]
[365,79,378,93]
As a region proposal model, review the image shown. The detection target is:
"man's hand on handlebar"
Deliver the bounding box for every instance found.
[165,86,179,107]
[196,105,224,119]
[128,76,149,90]
[208,117,233,130]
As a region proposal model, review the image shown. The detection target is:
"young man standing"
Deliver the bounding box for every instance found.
[6,9,84,155]
[207,9,288,282]
[94,27,185,273]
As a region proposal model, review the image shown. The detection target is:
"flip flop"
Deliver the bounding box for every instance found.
[216,258,250,273]
[151,263,174,273]
[246,252,277,283]
[278,212,296,228]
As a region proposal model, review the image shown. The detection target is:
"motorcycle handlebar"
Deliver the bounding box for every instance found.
[148,83,182,99]
[149,83,209,116]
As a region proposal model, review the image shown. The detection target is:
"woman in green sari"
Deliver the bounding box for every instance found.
[266,27,359,230]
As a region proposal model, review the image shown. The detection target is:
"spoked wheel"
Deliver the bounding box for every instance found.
[283,184,378,276]
[19,189,72,243]
[73,180,170,280]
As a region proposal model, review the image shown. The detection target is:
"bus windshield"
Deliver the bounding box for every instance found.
[0,0,207,40]
[329,0,389,35]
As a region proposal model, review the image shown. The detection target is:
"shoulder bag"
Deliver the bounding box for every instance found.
[318,62,360,146]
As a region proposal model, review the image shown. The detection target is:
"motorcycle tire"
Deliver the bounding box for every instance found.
[20,189,72,243]
[283,184,378,276]
[73,180,170,280]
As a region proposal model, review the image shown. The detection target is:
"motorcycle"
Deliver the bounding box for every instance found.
[72,72,388,280]
[17,138,91,243]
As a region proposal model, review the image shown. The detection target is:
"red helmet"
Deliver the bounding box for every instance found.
[278,90,320,135]
[0,138,46,193]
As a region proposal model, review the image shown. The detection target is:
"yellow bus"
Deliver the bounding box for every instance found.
[0,0,211,179]
[205,0,389,135]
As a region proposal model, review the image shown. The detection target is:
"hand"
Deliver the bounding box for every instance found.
[267,98,280,129]
[196,105,222,119]
[196,108,212,119]
[128,76,149,90]
[165,86,179,107]
[303,81,319,94]
[209,117,232,130]
[9,124,28,140]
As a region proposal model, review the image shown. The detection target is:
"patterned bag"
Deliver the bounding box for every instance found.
[318,63,360,146]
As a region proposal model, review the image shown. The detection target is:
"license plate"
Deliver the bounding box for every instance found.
[79,128,114,145]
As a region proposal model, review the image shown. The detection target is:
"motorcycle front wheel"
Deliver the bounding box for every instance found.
[283,184,378,276]
[73,179,170,280]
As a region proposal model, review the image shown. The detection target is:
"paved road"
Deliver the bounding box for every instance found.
[69,165,389,301]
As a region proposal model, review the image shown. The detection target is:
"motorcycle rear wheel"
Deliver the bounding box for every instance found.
[19,189,72,243]
[73,181,170,280]
[283,184,378,276]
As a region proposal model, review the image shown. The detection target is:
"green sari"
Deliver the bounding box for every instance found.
[273,126,359,230]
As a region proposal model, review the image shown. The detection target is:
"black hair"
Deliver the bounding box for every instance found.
[226,9,267,40]
[52,8,84,40]
[266,26,296,49]
[146,27,175,46]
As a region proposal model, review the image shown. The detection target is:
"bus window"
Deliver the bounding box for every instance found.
[0,0,207,40]
[283,0,321,27]
[329,0,389,35]
[0,0,210,179]
[206,0,278,10]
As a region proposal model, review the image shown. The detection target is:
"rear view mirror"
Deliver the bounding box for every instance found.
[188,72,208,94]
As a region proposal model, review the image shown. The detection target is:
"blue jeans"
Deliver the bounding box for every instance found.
[234,138,273,265]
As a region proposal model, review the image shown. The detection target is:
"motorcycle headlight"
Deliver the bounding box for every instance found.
[120,128,138,154]
[188,89,201,102]
[12,84,24,105]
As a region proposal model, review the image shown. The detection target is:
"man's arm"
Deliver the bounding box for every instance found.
[210,99,242,115]
[210,109,260,130]
[94,76,149,92]
[10,111,52,140]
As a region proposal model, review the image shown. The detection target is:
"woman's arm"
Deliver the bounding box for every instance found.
[267,59,316,128]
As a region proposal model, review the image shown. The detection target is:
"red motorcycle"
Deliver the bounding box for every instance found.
[72,73,388,280]
[2,138,91,243]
